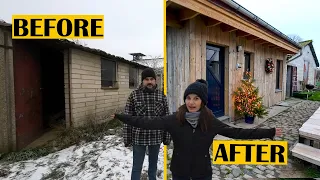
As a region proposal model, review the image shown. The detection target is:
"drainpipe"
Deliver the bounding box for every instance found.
[219,0,301,49]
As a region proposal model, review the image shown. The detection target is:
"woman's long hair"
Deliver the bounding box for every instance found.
[176,103,214,132]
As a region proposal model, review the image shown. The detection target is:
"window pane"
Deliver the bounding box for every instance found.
[244,53,250,72]
[243,53,250,79]
[276,60,281,89]
[101,59,116,87]
[129,66,137,87]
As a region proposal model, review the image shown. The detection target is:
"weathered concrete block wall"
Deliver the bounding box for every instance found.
[68,49,144,127]
[0,27,16,153]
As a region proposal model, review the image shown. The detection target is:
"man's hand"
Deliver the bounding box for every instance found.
[110,114,115,119]
[275,128,282,137]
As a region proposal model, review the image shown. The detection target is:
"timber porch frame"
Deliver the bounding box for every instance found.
[166,0,300,54]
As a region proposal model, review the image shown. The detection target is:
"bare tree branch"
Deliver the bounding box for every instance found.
[287,34,303,43]
[70,39,88,47]
[134,55,163,69]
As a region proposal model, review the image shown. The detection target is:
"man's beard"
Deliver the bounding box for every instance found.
[144,84,156,92]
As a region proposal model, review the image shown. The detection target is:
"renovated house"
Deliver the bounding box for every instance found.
[166,0,301,120]
[287,40,319,93]
[0,22,150,152]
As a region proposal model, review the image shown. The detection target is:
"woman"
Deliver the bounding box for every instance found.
[112,79,282,180]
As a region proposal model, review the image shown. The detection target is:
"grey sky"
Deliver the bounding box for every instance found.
[0,0,164,60]
[234,0,320,61]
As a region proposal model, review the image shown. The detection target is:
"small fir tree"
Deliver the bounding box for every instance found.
[233,72,268,118]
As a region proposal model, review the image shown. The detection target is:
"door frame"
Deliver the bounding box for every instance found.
[206,44,225,117]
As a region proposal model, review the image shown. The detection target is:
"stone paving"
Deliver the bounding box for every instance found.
[166,99,320,179]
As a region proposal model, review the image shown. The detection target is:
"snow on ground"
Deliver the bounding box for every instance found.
[0,135,168,180]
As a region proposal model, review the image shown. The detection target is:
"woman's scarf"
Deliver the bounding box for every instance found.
[185,111,200,128]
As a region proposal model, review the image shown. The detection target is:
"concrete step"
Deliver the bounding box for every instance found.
[291,142,320,166]
[299,123,320,141]
[217,116,230,122]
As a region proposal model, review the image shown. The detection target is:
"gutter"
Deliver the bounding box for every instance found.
[220,0,301,49]
[287,50,303,63]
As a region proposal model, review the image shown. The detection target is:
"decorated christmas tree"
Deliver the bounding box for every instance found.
[233,72,268,120]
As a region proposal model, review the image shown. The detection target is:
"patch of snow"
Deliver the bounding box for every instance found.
[0,135,166,180]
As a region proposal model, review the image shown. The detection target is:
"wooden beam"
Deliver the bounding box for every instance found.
[236,31,250,37]
[205,18,221,27]
[220,23,237,32]
[268,44,276,48]
[274,47,283,51]
[247,35,260,41]
[170,0,299,53]
[255,39,268,45]
[179,8,199,21]
[262,43,273,48]
[167,11,182,29]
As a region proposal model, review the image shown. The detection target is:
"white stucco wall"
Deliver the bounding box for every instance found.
[288,45,317,90]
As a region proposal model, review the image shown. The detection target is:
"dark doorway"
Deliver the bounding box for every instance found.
[13,40,65,150]
[206,44,225,118]
[39,44,65,129]
[286,65,293,98]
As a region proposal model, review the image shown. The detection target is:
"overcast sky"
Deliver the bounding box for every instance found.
[234,0,320,61]
[0,0,164,60]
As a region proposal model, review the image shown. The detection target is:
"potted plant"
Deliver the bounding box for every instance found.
[233,72,268,124]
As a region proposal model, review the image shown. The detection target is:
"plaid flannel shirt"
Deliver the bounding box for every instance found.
[123,84,172,146]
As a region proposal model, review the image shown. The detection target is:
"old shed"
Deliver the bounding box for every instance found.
[0,22,149,152]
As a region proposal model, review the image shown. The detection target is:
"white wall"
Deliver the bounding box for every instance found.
[288,45,317,90]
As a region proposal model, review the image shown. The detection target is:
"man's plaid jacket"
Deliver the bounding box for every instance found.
[123,84,172,146]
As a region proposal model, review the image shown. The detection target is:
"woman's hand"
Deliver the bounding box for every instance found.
[275,128,282,137]
[110,114,115,119]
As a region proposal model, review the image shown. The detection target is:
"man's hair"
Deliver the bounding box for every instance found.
[176,104,214,132]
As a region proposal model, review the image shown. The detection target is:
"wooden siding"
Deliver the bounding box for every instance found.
[167,16,287,120]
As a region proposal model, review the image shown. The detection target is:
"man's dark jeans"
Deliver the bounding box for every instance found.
[172,174,212,180]
[131,145,160,180]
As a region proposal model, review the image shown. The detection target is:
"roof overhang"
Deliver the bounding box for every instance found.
[166,0,300,54]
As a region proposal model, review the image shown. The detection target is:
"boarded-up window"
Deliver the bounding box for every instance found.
[276,60,282,89]
[101,58,117,88]
[129,66,138,88]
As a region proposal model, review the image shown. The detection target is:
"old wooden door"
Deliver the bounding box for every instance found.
[206,45,224,118]
[13,40,43,150]
[292,66,298,92]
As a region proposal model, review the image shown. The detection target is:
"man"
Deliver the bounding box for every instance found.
[123,67,171,180]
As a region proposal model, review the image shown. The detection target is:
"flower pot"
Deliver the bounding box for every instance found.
[245,115,255,124]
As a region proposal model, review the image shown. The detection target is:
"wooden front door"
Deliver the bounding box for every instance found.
[13,40,43,150]
[206,45,224,118]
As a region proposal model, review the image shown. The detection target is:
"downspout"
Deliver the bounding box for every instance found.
[219,0,301,49]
